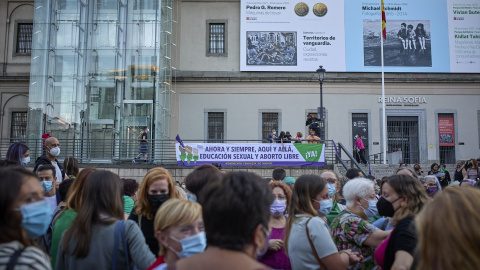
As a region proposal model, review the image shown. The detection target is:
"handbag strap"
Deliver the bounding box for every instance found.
[7,248,25,270]
[305,217,328,270]
[113,220,130,270]
[120,220,130,268]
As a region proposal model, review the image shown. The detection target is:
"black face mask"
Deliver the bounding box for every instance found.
[376,196,401,217]
[147,194,169,209]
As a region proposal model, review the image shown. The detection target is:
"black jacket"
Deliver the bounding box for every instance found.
[33,155,65,204]
[33,155,65,179]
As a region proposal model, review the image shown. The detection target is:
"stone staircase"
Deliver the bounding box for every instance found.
[334,163,457,179]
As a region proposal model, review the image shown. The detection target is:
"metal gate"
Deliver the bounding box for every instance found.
[387,116,419,164]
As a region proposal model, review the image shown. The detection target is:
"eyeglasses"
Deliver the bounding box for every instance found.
[273,195,287,200]
[427,183,436,187]
[49,144,60,147]
[326,178,336,184]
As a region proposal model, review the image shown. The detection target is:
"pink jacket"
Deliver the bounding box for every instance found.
[355,137,365,150]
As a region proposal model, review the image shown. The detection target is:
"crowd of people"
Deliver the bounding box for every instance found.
[1,139,480,270]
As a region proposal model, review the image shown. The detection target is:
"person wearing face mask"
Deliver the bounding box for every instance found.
[424,175,441,198]
[0,167,51,269]
[330,178,391,270]
[453,160,466,182]
[285,174,363,270]
[36,164,58,215]
[34,137,66,193]
[55,170,155,270]
[464,158,480,181]
[267,128,279,143]
[413,163,424,177]
[6,143,31,166]
[374,174,428,270]
[147,199,205,270]
[129,167,179,255]
[306,129,321,144]
[172,171,274,270]
[354,133,368,166]
[259,181,292,270]
[322,170,346,225]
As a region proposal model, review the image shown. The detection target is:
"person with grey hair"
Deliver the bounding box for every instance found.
[396,167,419,180]
[330,178,391,269]
[425,175,441,197]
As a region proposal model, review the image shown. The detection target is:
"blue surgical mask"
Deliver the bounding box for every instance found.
[361,199,378,218]
[40,181,54,193]
[313,198,332,216]
[169,231,207,259]
[21,156,30,165]
[15,200,52,238]
[270,199,287,216]
[328,184,336,197]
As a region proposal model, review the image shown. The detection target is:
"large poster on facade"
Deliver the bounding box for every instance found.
[240,0,480,73]
[176,143,325,166]
[438,118,455,146]
[240,0,346,72]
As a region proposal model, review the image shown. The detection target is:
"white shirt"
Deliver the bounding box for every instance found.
[45,195,58,215]
[51,161,63,183]
[287,214,338,270]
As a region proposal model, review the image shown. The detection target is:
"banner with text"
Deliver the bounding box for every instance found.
[176,143,325,166]
[438,117,455,146]
[240,0,480,73]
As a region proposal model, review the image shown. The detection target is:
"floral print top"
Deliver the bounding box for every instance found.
[330,210,379,270]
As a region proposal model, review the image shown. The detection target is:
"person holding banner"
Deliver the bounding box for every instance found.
[267,129,279,143]
[306,129,321,144]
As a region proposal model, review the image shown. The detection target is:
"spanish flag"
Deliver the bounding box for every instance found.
[381,0,386,39]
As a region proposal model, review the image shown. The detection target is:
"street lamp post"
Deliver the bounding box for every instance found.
[316,65,326,139]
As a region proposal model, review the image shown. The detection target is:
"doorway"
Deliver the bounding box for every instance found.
[387,116,419,164]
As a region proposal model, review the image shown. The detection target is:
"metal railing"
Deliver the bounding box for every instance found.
[368,152,388,164]
[0,138,338,166]
[334,142,367,176]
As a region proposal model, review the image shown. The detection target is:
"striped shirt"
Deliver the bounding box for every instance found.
[0,241,51,270]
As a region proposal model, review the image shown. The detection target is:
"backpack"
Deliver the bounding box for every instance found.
[36,206,65,254]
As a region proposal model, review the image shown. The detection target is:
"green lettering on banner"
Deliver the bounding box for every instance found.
[293,144,323,162]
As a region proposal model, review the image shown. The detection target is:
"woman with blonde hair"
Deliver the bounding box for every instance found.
[147,199,205,270]
[415,188,480,269]
[129,167,178,255]
[374,174,428,270]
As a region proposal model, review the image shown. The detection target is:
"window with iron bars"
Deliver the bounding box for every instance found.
[16,23,33,55]
[11,112,27,140]
[262,113,278,141]
[207,112,224,142]
[207,21,227,56]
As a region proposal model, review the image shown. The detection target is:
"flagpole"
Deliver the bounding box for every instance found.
[381,0,387,164]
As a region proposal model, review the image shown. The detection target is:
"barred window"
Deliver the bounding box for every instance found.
[207,112,224,142]
[11,112,27,139]
[207,21,227,56]
[262,113,278,141]
[16,23,33,55]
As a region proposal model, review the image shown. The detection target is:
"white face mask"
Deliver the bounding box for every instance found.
[49,147,60,157]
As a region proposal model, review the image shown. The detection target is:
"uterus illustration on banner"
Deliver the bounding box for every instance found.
[176,143,326,166]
